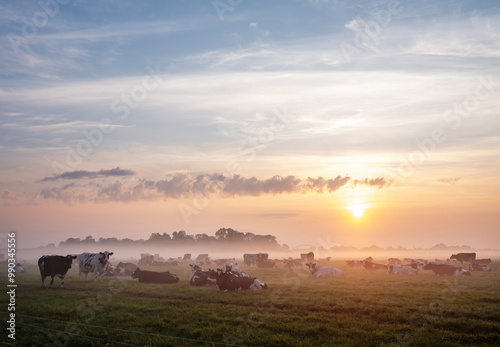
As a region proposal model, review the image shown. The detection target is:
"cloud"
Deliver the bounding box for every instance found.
[6,172,390,204]
[39,167,135,182]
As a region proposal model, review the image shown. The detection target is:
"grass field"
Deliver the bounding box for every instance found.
[1,259,500,346]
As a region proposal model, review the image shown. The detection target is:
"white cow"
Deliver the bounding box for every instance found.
[306,262,344,277]
[387,264,418,275]
[79,251,114,281]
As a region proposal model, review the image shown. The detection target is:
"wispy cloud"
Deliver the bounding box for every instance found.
[8,173,389,204]
[39,167,136,182]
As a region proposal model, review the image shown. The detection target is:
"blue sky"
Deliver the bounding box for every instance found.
[1,0,499,249]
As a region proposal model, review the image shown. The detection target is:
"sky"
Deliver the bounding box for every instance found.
[0,0,499,251]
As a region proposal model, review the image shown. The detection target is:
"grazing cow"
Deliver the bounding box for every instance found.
[450,252,476,264]
[116,262,138,276]
[189,264,215,286]
[211,268,267,291]
[346,260,363,268]
[388,258,402,265]
[422,263,458,276]
[469,263,491,272]
[243,253,268,266]
[131,268,179,283]
[306,263,344,277]
[387,264,418,275]
[362,260,386,270]
[79,251,113,281]
[38,255,77,289]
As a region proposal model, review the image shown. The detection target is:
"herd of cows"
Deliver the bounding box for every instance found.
[22,251,497,292]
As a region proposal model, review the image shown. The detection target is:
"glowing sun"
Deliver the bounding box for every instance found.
[348,204,367,219]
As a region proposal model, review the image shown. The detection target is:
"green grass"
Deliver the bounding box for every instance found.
[1,260,500,346]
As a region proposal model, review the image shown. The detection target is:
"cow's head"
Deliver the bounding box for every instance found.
[305,262,317,273]
[98,251,113,265]
[131,268,141,279]
[65,255,77,268]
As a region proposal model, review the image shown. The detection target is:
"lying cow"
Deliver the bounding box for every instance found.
[38,255,77,289]
[423,263,462,276]
[210,268,267,291]
[346,260,363,268]
[362,260,386,270]
[387,264,418,275]
[14,263,26,273]
[189,264,215,286]
[79,251,113,281]
[131,268,179,283]
[469,263,492,272]
[388,258,402,265]
[116,262,138,276]
[306,263,344,277]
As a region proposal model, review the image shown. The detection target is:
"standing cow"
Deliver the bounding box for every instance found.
[79,251,113,281]
[450,253,476,264]
[243,253,268,266]
[38,255,77,289]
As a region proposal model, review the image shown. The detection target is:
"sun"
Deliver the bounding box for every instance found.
[348,204,367,219]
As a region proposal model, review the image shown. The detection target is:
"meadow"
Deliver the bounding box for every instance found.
[1,258,500,347]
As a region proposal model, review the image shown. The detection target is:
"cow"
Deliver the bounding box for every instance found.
[79,251,113,281]
[131,268,179,283]
[306,263,344,277]
[362,260,386,270]
[283,259,302,268]
[38,255,77,289]
[139,254,154,266]
[387,264,418,275]
[189,264,215,286]
[103,263,122,276]
[388,258,402,265]
[196,254,210,262]
[450,252,476,264]
[422,263,458,276]
[475,258,492,264]
[243,253,268,266]
[211,268,267,291]
[300,252,315,262]
[116,262,138,276]
[346,260,363,268]
[14,263,26,273]
[469,263,492,272]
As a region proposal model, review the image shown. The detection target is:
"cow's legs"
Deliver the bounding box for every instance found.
[49,276,55,289]
[59,275,66,289]
[41,276,47,288]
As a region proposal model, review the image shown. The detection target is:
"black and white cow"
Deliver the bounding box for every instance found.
[79,251,113,281]
[189,264,215,286]
[14,263,26,273]
[38,255,77,289]
[387,264,418,275]
[131,268,179,283]
[306,263,344,277]
[211,268,267,291]
[450,252,476,264]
